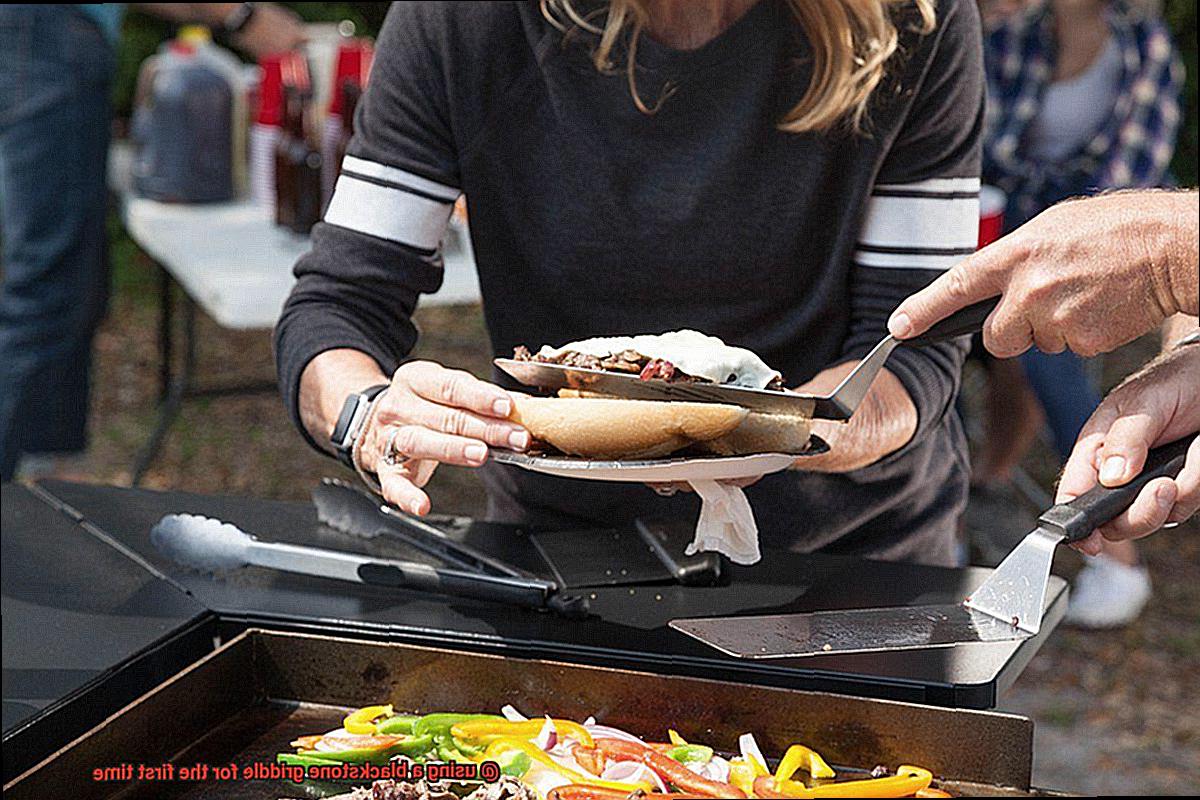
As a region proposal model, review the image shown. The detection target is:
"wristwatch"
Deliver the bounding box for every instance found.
[221,2,257,35]
[331,384,389,469]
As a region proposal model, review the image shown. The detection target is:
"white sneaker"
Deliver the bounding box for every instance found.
[1064,555,1152,629]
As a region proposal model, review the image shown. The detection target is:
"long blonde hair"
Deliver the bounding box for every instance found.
[540,0,936,132]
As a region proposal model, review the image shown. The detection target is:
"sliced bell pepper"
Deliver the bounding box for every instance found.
[343,704,394,735]
[484,738,653,794]
[377,714,419,735]
[277,752,352,769]
[667,729,688,746]
[412,713,501,740]
[775,744,836,781]
[295,733,434,765]
[754,765,934,798]
[494,749,533,777]
[728,757,764,797]
[451,718,594,747]
[594,738,746,799]
[664,744,714,764]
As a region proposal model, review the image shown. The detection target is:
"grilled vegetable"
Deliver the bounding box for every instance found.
[594,738,746,798]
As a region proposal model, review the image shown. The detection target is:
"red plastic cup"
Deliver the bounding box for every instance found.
[327,40,374,118]
[257,53,285,126]
[978,185,1006,249]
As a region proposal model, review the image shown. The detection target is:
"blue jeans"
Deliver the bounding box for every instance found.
[1020,349,1101,462]
[0,7,115,479]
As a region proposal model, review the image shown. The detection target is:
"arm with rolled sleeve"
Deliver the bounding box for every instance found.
[273,4,461,452]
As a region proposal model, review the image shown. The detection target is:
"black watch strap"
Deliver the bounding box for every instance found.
[331,383,389,468]
[222,2,257,35]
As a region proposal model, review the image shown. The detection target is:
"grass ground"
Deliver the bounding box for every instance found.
[48,227,1200,794]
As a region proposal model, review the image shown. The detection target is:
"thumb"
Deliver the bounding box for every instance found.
[1095,411,1167,487]
[888,254,995,339]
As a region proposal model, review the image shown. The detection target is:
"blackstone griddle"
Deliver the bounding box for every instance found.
[3,479,1067,788]
[5,629,1066,798]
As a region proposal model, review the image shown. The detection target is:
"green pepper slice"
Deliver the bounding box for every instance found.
[412,713,501,740]
[376,714,420,735]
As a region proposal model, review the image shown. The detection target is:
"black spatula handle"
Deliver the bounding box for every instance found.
[1038,434,1196,542]
[905,297,1000,346]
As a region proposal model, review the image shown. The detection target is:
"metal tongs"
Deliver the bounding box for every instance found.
[496,298,1000,419]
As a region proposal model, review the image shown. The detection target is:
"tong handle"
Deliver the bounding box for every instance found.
[905,297,1000,346]
[1038,434,1196,542]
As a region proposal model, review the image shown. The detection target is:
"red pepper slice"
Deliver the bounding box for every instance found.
[594,738,747,799]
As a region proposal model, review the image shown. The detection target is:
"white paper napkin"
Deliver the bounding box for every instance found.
[684,479,761,565]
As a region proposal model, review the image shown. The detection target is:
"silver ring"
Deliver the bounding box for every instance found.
[652,485,679,497]
[383,427,410,468]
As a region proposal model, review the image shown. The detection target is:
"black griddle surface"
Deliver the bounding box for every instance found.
[2,484,209,737]
[23,480,1066,709]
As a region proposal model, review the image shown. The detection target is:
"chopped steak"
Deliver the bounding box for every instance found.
[513,346,785,390]
[464,776,538,800]
[371,779,457,800]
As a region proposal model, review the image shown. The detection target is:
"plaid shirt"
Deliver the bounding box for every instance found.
[983,1,1184,230]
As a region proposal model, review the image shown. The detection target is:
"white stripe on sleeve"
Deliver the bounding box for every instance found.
[339,155,460,202]
[854,177,980,270]
[324,174,456,251]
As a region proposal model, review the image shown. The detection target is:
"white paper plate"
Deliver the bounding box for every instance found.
[489,436,828,483]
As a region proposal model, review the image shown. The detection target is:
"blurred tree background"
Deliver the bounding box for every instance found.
[113,1,1197,183]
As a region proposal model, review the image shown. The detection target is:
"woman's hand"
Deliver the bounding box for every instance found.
[357,361,530,515]
[888,191,1199,358]
[1057,346,1200,554]
[793,363,917,472]
[298,350,528,516]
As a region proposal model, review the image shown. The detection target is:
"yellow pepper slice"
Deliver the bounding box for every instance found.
[775,744,836,782]
[343,704,394,735]
[452,718,594,748]
[729,757,764,796]
[483,738,651,794]
[762,765,933,798]
[667,728,688,746]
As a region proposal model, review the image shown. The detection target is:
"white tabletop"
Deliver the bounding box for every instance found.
[111,144,482,330]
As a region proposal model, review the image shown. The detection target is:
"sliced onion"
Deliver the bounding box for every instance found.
[500,704,529,722]
[739,733,769,774]
[584,724,645,744]
[688,755,731,783]
[535,715,558,751]
[601,760,668,793]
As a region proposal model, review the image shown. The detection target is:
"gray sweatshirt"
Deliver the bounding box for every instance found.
[275,0,986,566]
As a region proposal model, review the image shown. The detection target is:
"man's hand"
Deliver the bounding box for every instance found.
[231,4,307,58]
[792,363,917,473]
[1056,346,1200,554]
[887,191,1199,358]
[134,4,307,58]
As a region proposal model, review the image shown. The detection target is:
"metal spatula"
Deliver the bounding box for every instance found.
[672,434,1195,658]
[496,298,999,420]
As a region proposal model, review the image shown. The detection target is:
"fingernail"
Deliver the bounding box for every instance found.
[889,311,912,338]
[1099,455,1126,484]
[1155,482,1176,509]
[492,397,512,417]
[508,430,529,450]
[465,443,487,462]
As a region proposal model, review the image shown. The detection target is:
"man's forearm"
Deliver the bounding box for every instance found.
[132,4,241,25]
[1148,189,1198,317]
[299,349,390,454]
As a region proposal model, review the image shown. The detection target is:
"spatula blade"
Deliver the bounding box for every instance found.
[964,526,1063,635]
[670,603,1029,659]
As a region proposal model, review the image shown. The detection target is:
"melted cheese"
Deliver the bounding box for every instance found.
[539,330,780,389]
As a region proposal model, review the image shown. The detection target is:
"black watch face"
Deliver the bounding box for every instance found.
[332,394,364,449]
